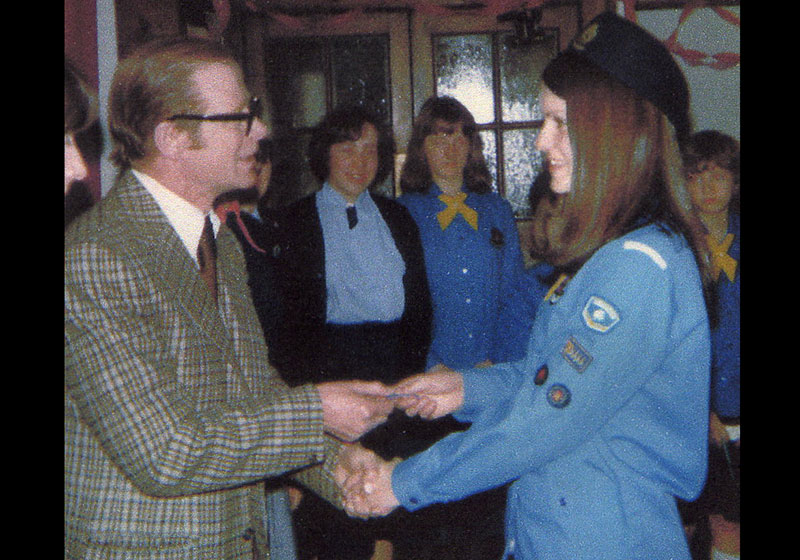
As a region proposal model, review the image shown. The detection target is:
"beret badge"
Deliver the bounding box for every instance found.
[572,22,599,51]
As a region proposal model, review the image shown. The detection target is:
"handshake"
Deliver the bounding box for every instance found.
[334,442,401,518]
[317,366,465,518]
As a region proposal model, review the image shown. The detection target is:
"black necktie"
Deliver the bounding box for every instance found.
[197,216,217,301]
[346,206,358,229]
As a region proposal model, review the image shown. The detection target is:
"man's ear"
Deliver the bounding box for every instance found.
[153,121,191,159]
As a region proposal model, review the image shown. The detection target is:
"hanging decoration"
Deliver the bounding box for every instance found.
[248,0,738,71]
[254,0,545,31]
[412,0,544,18]
[208,0,231,39]
[620,0,739,70]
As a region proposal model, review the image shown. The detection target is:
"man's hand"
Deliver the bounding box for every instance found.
[317,381,393,442]
[389,365,464,420]
[333,443,384,518]
[339,450,400,518]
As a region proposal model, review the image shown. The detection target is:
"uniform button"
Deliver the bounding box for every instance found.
[462,268,468,274]
[465,298,471,304]
[467,333,473,339]
[242,528,254,541]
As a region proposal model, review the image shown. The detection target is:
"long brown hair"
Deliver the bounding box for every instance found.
[531,53,711,290]
[682,130,740,215]
[400,96,492,194]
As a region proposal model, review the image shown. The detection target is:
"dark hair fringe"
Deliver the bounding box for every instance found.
[307,104,395,188]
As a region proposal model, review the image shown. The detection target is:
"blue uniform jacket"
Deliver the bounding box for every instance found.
[398,186,533,368]
[392,224,711,560]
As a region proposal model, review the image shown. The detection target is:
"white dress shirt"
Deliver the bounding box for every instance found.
[132,169,220,266]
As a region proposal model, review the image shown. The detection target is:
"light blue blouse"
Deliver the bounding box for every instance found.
[316,183,406,325]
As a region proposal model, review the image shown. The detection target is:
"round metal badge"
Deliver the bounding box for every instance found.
[546,384,571,408]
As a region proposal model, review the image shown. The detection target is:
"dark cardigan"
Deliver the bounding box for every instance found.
[269,191,440,459]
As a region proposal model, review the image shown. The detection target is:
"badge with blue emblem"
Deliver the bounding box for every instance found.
[582,296,620,333]
[547,384,571,408]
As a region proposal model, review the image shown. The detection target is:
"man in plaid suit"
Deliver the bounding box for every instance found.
[65,37,393,559]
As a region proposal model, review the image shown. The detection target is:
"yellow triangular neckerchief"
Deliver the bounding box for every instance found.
[707,232,737,282]
[437,192,478,231]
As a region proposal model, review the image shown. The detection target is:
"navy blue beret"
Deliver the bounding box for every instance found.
[546,11,690,143]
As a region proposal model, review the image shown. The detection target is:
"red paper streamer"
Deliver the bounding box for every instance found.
[255,0,738,71]
[261,1,547,30]
[664,5,740,70]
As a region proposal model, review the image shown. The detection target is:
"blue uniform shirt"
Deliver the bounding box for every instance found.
[710,211,740,418]
[398,185,532,368]
[392,224,711,560]
[316,183,406,324]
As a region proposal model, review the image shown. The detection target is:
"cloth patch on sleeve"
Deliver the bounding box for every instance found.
[561,336,592,373]
[582,296,620,333]
[623,240,667,270]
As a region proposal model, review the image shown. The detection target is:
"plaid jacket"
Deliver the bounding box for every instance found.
[65,172,342,559]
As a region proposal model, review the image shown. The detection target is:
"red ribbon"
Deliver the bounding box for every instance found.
[214,200,267,254]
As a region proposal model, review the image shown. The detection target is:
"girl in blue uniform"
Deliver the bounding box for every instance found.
[398,96,532,370]
[342,12,715,560]
[396,96,533,559]
[679,130,740,560]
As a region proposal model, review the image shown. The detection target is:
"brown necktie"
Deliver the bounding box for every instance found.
[197,216,217,301]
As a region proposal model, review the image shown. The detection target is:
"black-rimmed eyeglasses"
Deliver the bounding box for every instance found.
[166,96,262,135]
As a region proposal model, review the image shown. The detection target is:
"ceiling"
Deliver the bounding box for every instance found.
[245,0,576,13]
[243,0,739,11]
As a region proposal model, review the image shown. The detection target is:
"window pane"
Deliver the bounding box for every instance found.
[434,34,494,124]
[479,130,498,193]
[503,128,544,217]
[499,32,557,123]
[266,132,317,208]
[331,35,391,123]
[265,39,326,129]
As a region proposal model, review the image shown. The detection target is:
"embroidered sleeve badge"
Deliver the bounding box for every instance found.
[582,296,620,333]
[561,336,592,373]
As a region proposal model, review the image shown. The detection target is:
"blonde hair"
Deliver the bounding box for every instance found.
[108,36,236,168]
